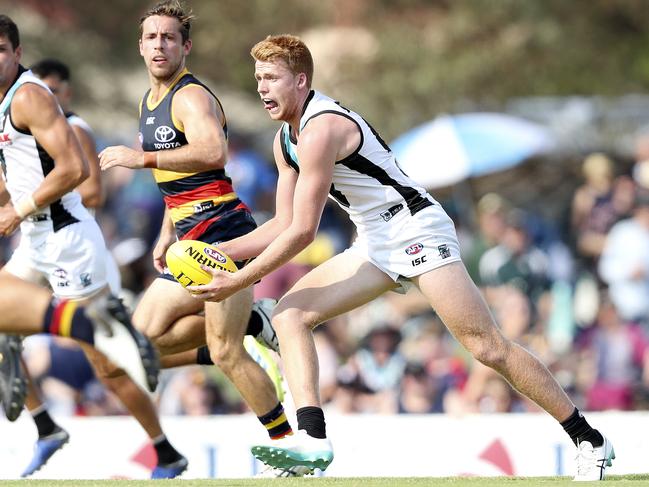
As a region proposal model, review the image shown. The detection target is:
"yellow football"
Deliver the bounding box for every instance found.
[165,240,238,289]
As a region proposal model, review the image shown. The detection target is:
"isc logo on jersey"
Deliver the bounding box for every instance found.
[166,240,237,290]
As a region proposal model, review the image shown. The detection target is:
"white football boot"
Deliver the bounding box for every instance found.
[251,430,334,471]
[85,294,160,392]
[573,435,615,481]
[251,298,280,354]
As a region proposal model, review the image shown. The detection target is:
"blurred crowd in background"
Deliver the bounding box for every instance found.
[4,127,649,419]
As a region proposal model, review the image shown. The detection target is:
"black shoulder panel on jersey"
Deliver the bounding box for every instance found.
[280,124,300,173]
[36,141,79,231]
[339,152,433,216]
[301,110,364,165]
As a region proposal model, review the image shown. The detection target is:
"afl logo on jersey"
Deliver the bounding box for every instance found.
[155,125,176,142]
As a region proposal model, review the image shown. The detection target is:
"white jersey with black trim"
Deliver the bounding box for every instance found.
[280,90,437,239]
[0,67,89,236]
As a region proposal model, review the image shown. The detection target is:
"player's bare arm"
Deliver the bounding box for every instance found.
[0,84,88,235]
[189,116,347,301]
[72,124,103,208]
[152,207,176,272]
[218,129,298,261]
[99,85,226,173]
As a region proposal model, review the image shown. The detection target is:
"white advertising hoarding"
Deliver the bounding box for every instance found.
[0,412,646,479]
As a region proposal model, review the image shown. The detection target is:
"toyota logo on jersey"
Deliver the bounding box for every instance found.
[154,125,176,143]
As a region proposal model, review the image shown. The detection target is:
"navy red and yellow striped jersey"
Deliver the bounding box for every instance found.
[139,69,250,240]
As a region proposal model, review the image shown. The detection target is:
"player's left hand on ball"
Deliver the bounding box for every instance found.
[99,145,145,170]
[187,265,242,301]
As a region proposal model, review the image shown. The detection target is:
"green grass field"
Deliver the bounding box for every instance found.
[2,476,648,487]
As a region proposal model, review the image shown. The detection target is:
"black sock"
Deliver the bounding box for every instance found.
[296,406,327,439]
[196,345,214,365]
[560,408,604,447]
[153,435,182,465]
[32,408,59,438]
[246,309,262,337]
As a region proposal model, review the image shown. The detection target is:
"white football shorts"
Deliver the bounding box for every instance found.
[344,203,462,291]
[5,219,110,299]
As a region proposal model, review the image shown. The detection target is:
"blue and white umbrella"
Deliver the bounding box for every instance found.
[391,113,557,189]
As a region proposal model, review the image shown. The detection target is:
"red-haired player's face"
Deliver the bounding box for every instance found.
[139,15,191,82]
[254,58,306,123]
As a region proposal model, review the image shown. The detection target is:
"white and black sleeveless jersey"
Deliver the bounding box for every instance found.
[280,90,436,237]
[0,66,89,233]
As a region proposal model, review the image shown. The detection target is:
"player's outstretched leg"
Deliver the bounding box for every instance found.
[84,294,160,392]
[0,334,26,421]
[0,277,157,392]
[86,361,188,480]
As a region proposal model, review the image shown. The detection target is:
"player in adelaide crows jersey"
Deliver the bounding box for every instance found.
[99,2,298,467]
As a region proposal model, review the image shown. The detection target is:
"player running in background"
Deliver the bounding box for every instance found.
[190,34,615,482]
[0,13,157,425]
[9,58,187,479]
[98,2,302,477]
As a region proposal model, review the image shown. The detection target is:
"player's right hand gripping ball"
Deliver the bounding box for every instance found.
[165,240,237,289]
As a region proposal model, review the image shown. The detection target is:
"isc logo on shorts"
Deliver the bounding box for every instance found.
[405,243,424,255]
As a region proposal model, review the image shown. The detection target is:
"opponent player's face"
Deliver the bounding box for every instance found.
[0,36,20,88]
[255,59,306,122]
[40,75,72,111]
[139,16,191,80]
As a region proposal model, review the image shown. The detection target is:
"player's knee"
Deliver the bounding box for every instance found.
[208,339,242,372]
[469,337,510,370]
[133,314,167,344]
[132,310,152,335]
[272,306,312,334]
[82,343,127,379]
[93,361,127,380]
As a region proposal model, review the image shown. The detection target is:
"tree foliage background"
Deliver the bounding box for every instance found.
[5,0,649,141]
